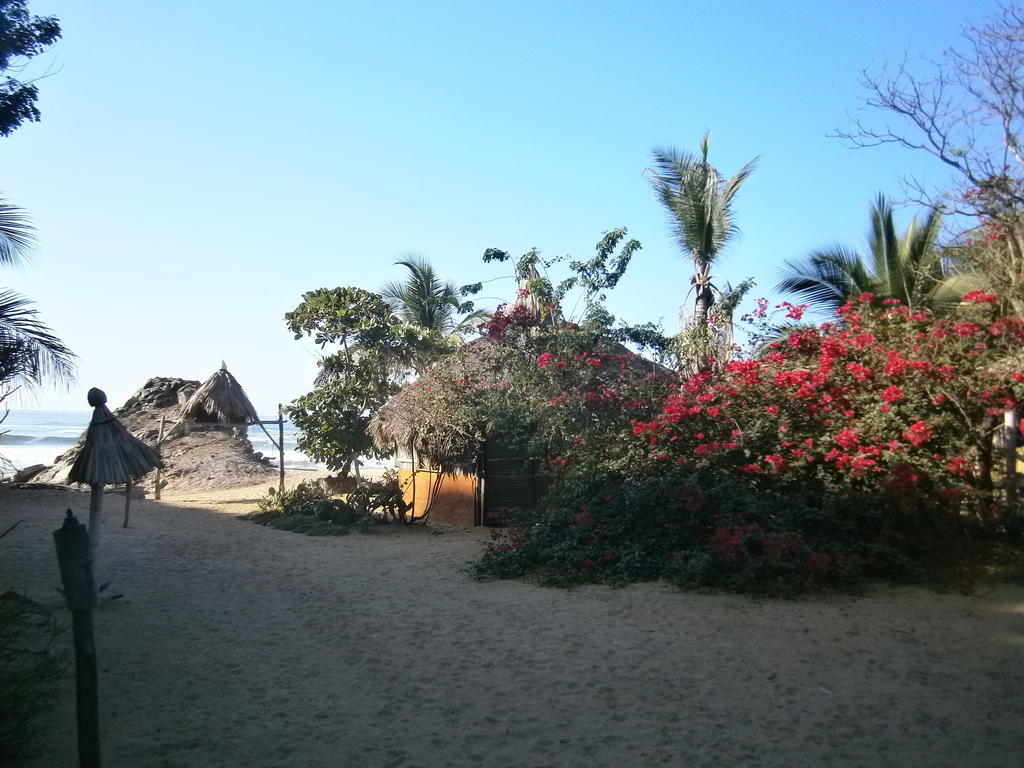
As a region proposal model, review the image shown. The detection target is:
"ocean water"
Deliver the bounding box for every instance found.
[0,410,391,474]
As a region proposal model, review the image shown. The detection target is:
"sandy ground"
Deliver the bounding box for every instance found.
[2,475,1023,768]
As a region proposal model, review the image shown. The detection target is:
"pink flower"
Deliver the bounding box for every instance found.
[783,302,808,321]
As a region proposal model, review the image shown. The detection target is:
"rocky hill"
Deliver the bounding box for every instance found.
[32,377,278,492]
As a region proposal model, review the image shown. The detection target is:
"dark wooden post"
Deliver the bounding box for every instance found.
[153,416,166,501]
[1006,409,1020,516]
[53,510,101,768]
[278,404,285,494]
[87,485,104,557]
[122,482,132,528]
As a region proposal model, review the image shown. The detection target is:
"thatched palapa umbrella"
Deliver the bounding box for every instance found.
[179,362,260,429]
[68,387,162,553]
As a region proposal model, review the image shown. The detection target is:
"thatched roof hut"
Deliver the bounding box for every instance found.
[68,388,162,485]
[370,339,516,471]
[179,363,260,425]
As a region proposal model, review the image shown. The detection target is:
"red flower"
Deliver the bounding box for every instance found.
[881,385,905,403]
[536,352,553,367]
[903,420,933,447]
[945,457,972,477]
[846,362,873,381]
[955,322,982,337]
[858,292,874,303]
[962,289,997,304]
[834,429,859,451]
[884,350,907,376]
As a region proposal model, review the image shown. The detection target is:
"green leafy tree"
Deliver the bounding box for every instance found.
[286,287,447,475]
[0,0,61,137]
[0,197,73,394]
[648,134,757,371]
[776,194,964,314]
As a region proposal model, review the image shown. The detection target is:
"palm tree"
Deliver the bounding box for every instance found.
[380,255,481,335]
[649,134,758,327]
[776,194,964,314]
[0,197,75,394]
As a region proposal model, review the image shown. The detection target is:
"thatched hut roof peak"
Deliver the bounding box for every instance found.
[178,364,260,425]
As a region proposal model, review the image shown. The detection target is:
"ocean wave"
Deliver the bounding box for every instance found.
[0,434,77,446]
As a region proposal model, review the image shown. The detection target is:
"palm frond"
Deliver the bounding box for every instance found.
[380,255,469,335]
[0,198,35,266]
[776,247,875,310]
[0,289,75,389]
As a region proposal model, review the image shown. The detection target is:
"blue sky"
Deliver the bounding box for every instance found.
[2,0,995,413]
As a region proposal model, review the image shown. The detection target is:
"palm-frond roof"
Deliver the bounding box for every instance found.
[178,363,260,424]
[68,388,162,485]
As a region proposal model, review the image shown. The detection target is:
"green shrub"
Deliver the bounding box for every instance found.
[243,479,375,535]
[344,470,413,521]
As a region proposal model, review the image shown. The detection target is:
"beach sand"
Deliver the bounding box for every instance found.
[2,477,1022,767]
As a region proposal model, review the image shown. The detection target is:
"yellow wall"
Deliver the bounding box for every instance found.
[397,469,478,526]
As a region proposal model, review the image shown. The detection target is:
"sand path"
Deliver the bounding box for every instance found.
[2,479,1022,767]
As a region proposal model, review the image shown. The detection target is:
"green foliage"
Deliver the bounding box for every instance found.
[776,195,953,314]
[344,470,412,521]
[244,480,375,535]
[567,228,642,306]
[380,255,484,335]
[0,589,67,760]
[0,197,75,397]
[287,382,391,473]
[0,0,61,137]
[286,286,451,473]
[648,134,757,343]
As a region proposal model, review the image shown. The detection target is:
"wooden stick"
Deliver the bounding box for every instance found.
[278,404,285,494]
[71,609,101,768]
[1006,409,1019,516]
[154,416,166,501]
[122,483,132,528]
[87,484,104,558]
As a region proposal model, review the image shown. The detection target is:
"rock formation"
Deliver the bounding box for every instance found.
[33,377,278,492]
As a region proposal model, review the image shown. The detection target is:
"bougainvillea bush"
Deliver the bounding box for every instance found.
[472,292,1024,593]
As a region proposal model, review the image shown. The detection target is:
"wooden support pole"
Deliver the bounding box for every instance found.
[154,416,166,501]
[87,484,105,558]
[278,404,285,494]
[53,510,101,768]
[1006,409,1020,516]
[122,482,132,528]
